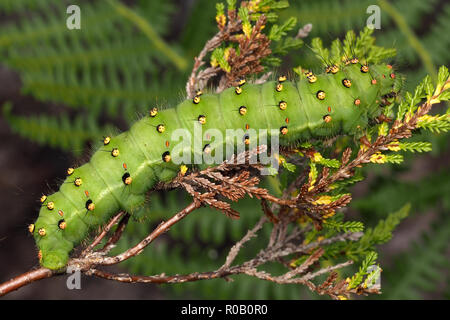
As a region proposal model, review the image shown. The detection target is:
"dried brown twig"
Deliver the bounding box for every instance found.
[185,4,311,98]
[186,8,242,99]
[218,14,271,91]
[185,6,272,98]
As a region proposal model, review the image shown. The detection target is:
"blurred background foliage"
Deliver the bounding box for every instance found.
[0,0,448,299]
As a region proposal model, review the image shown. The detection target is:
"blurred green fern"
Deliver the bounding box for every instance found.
[380,213,450,299]
[0,0,188,153]
[2,102,114,156]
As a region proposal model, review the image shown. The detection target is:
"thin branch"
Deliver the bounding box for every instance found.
[300,261,354,282]
[81,211,126,256]
[100,213,131,254]
[219,216,267,271]
[96,201,201,266]
[0,268,53,297]
[186,10,242,98]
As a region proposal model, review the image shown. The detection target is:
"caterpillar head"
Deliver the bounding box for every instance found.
[33,194,78,270]
[33,232,72,270]
[33,218,73,269]
[38,249,70,270]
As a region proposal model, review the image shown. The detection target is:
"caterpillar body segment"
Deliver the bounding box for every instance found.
[32,63,398,270]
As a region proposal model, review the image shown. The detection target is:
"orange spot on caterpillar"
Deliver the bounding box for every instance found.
[327,106,332,113]
[280,126,288,135]
[285,117,289,124]
[371,79,377,85]
[390,73,395,79]
[323,115,332,123]
[382,75,386,79]
[84,190,90,197]
[58,210,64,217]
[165,141,170,147]
[123,163,127,170]
[354,99,361,106]
[245,124,250,130]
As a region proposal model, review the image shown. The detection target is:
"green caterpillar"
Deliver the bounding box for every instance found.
[30,59,400,270]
